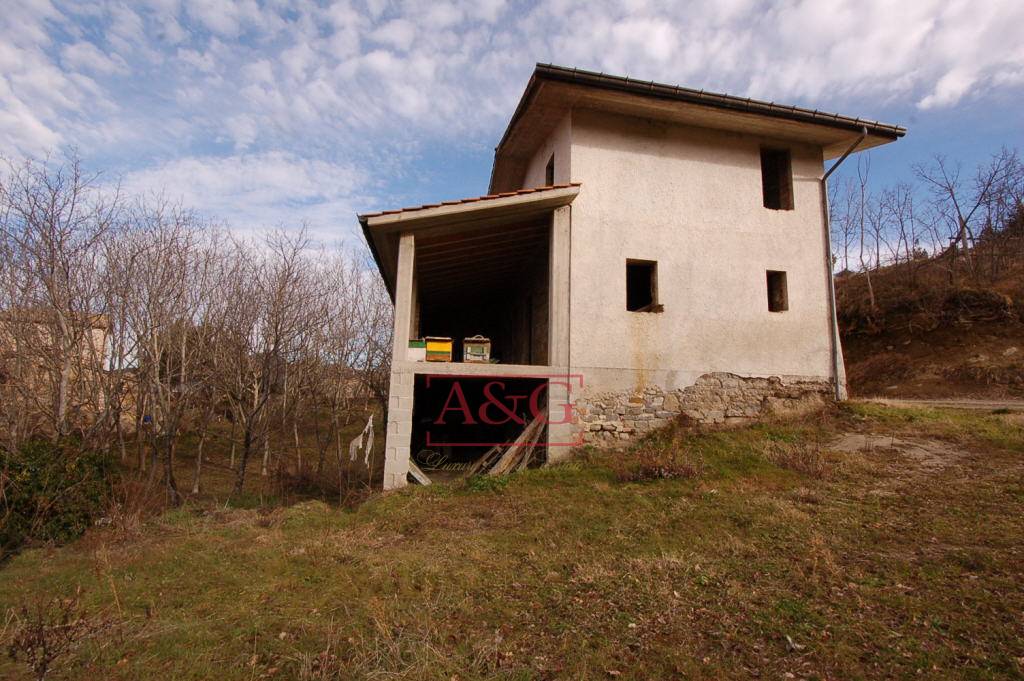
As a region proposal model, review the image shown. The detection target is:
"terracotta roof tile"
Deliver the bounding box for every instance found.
[358,183,580,220]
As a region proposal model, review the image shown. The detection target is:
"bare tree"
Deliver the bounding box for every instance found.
[829,177,858,273]
[914,149,1021,281]
[116,200,223,505]
[0,154,119,448]
[211,230,324,496]
[0,150,400,507]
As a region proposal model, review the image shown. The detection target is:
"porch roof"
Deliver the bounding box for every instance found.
[359,183,580,299]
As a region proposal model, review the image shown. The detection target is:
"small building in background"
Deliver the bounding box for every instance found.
[0,308,110,436]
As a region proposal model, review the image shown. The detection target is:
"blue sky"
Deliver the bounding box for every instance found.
[2,0,1022,243]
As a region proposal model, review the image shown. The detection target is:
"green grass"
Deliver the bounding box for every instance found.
[2,403,1023,679]
[845,401,1024,451]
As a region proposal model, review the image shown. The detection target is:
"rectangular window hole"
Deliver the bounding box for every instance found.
[545,154,555,185]
[627,259,661,312]
[760,148,793,210]
[767,270,788,312]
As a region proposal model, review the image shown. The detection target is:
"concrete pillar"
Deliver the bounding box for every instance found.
[547,206,576,459]
[382,232,415,489]
[546,376,575,462]
[549,205,571,367]
[390,232,416,364]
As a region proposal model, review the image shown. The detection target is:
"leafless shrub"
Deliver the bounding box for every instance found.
[100,475,165,540]
[5,588,99,680]
[611,444,703,483]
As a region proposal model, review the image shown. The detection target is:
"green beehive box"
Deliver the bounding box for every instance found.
[407,338,426,362]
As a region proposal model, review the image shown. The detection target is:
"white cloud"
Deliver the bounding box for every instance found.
[421,2,463,29]
[10,0,1024,154]
[2,0,1023,232]
[362,0,388,21]
[105,4,159,59]
[467,0,506,24]
[605,18,679,71]
[61,41,127,74]
[918,68,977,110]
[242,58,274,84]
[280,41,315,80]
[176,46,216,72]
[370,19,416,51]
[0,0,81,156]
[0,86,63,153]
[183,0,256,37]
[121,152,371,240]
[224,114,258,150]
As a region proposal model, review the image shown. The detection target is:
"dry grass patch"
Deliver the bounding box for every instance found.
[2,403,1023,679]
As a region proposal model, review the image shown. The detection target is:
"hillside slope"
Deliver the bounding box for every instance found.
[838,241,1024,398]
[2,404,1023,680]
[843,318,1024,398]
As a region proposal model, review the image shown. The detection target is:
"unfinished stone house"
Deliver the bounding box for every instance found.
[359,64,905,489]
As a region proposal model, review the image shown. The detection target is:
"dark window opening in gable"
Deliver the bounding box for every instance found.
[767,270,789,312]
[545,154,555,186]
[760,148,793,210]
[627,260,661,312]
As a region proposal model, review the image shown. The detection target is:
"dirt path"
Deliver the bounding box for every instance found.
[861,397,1024,411]
[827,432,966,495]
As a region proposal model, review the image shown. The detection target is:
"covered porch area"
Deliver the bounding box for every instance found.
[359,184,581,488]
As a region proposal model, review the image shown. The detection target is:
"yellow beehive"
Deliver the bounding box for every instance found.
[424,336,452,362]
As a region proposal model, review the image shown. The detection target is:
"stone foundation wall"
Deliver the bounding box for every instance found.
[575,373,832,444]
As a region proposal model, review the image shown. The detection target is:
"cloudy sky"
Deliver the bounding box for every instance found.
[2,0,1022,241]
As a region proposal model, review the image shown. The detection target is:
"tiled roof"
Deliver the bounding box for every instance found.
[358,183,580,220]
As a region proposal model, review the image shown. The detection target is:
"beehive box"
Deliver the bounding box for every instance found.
[407,338,426,362]
[424,336,452,362]
[463,335,491,363]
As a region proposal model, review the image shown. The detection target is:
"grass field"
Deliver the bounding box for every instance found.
[2,403,1023,680]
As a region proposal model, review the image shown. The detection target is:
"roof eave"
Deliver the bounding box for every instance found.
[531,63,906,139]
[360,184,581,299]
[490,63,906,192]
[359,216,395,302]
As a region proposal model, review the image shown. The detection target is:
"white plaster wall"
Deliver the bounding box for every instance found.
[522,114,572,188]
[567,109,832,394]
